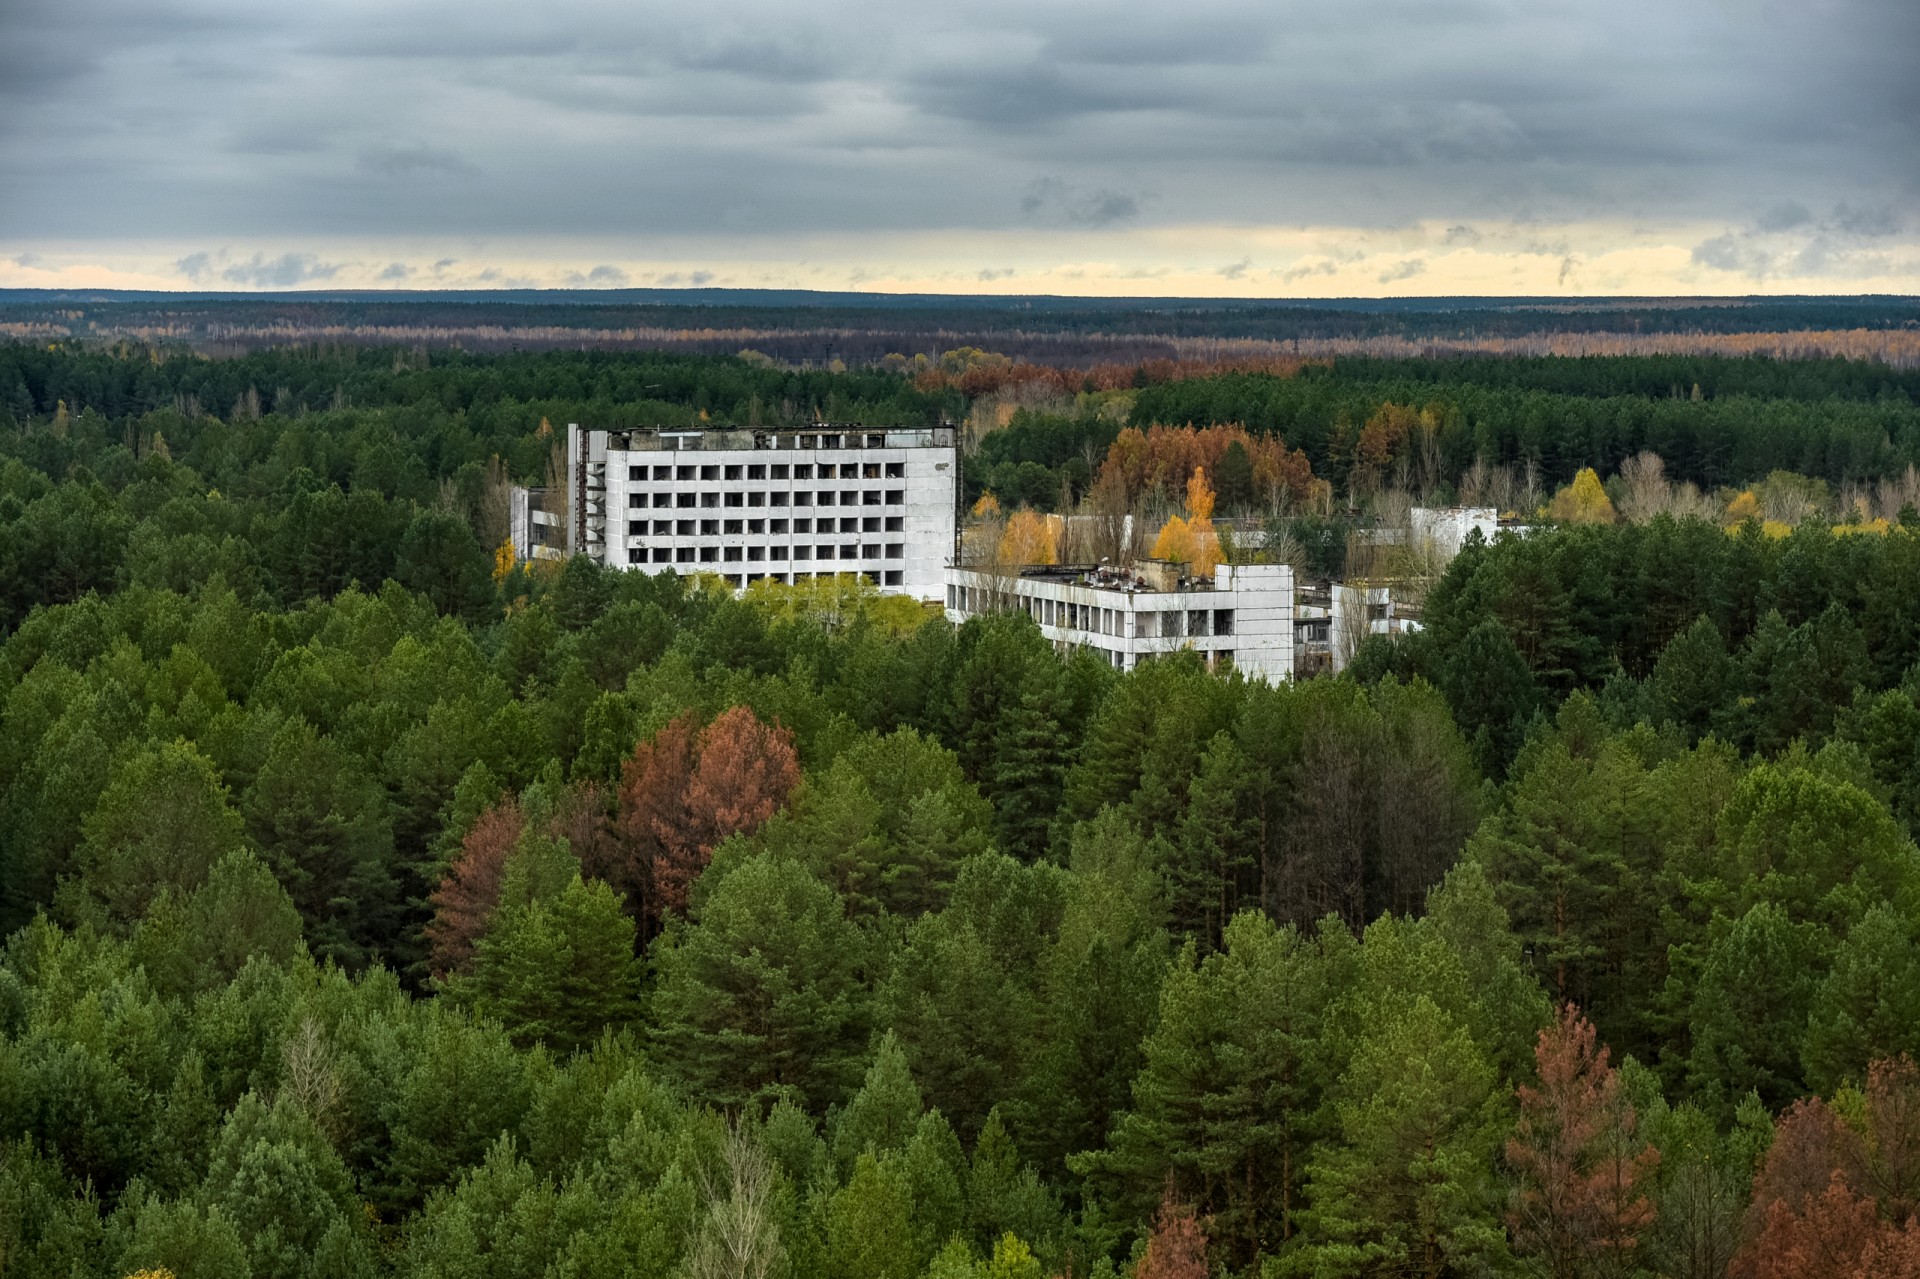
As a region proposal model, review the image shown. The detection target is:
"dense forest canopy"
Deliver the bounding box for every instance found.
[6,339,1920,1279]
[6,290,1920,350]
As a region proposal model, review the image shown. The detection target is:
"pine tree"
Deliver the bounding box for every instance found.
[242,717,396,967]
[651,855,871,1112]
[1014,860,1167,1179]
[1647,615,1733,744]
[115,1197,250,1279]
[1094,913,1339,1268]
[1291,996,1511,1278]
[1803,905,1920,1092]
[462,874,642,1053]
[947,614,1050,787]
[900,1111,968,1265]
[130,849,304,998]
[1716,760,1920,934]
[1171,732,1258,951]
[981,1233,1046,1279]
[990,681,1069,861]
[1214,440,1256,516]
[430,760,504,872]
[823,1153,918,1279]
[1465,733,1647,1012]
[77,738,246,925]
[1506,1004,1659,1279]
[1833,687,1920,832]
[966,1110,1061,1258]
[1686,902,1822,1114]
[199,1093,374,1279]
[881,910,1031,1144]
[833,1032,927,1174]
[1442,619,1541,776]
[765,727,989,919]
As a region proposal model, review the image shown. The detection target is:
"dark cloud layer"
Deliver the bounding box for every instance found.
[0,0,1914,256]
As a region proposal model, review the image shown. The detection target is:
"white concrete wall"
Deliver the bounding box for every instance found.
[1411,507,1498,560]
[570,428,956,601]
[509,485,530,562]
[1216,563,1294,682]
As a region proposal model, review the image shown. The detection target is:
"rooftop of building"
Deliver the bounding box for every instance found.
[955,559,1286,595]
[589,425,957,452]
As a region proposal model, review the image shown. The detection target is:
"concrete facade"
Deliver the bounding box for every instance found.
[514,423,959,599]
[1410,506,1498,560]
[944,561,1295,682]
[509,485,566,561]
[1327,582,1422,672]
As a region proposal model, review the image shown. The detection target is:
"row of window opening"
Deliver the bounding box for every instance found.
[631,544,905,564]
[629,489,905,509]
[630,461,905,482]
[945,585,1234,638]
[670,568,907,589]
[627,516,903,536]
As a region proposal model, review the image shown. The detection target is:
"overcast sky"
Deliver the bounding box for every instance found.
[2,0,1915,295]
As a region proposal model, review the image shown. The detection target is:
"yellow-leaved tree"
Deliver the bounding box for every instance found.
[1001,509,1059,566]
[1152,515,1193,563]
[1546,467,1617,525]
[492,536,517,586]
[1151,467,1222,576]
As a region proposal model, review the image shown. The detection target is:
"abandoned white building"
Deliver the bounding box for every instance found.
[943,561,1295,681]
[510,423,959,600]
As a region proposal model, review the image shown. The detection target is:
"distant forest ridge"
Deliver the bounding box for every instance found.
[3,290,1918,367]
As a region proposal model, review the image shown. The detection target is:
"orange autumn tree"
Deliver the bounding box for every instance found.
[1733,1057,1920,1279]
[1357,402,1418,470]
[1096,423,1320,512]
[682,708,801,869]
[426,779,627,978]
[425,798,526,978]
[616,706,800,928]
[1139,1184,1210,1279]
[617,711,699,924]
[1187,466,1216,522]
[1507,1004,1660,1276]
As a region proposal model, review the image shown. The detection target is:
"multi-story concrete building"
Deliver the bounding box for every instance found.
[943,561,1295,681]
[513,423,960,600]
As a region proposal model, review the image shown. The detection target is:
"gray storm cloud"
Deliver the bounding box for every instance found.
[0,0,1914,248]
